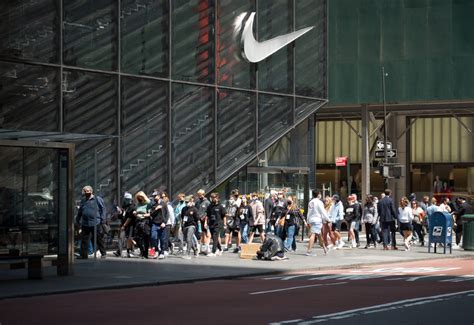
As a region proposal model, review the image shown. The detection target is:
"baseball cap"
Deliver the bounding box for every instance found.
[124,192,132,200]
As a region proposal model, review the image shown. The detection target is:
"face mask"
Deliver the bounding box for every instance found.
[123,198,132,206]
[84,193,92,199]
[287,200,293,205]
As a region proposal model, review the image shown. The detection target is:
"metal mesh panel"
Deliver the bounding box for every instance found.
[216,89,256,181]
[121,77,168,194]
[258,94,293,150]
[0,62,59,132]
[0,0,59,63]
[171,83,214,195]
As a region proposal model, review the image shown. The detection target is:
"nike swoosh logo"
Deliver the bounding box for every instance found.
[241,12,314,63]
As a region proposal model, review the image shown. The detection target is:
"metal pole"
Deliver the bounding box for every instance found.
[382,66,388,190]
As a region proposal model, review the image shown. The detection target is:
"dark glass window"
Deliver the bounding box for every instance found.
[172,0,215,84]
[258,0,293,94]
[121,77,169,194]
[63,69,118,135]
[216,0,255,89]
[0,0,59,63]
[217,89,256,181]
[0,62,60,132]
[0,146,59,255]
[121,0,169,77]
[258,94,293,150]
[63,0,118,71]
[171,83,214,194]
[295,0,327,98]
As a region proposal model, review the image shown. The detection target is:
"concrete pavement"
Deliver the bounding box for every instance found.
[1,239,473,300]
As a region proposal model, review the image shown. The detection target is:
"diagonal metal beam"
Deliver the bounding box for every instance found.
[450,111,473,134]
[341,114,362,138]
[397,117,418,140]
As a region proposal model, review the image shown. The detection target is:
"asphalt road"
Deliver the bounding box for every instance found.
[0,258,472,325]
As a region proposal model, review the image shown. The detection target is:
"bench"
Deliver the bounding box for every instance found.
[0,254,44,279]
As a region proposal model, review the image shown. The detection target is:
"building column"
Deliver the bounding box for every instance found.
[361,105,370,200]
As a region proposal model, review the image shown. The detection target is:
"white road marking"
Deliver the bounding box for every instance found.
[289,290,474,324]
[249,282,347,295]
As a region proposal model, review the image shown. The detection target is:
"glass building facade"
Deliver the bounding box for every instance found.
[0,0,328,205]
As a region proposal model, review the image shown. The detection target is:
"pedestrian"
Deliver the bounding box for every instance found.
[452,197,473,248]
[282,196,304,252]
[133,191,152,258]
[224,189,241,252]
[398,197,414,251]
[249,193,266,243]
[377,189,398,250]
[344,195,360,248]
[195,189,211,255]
[411,200,425,246]
[306,190,328,256]
[322,196,337,249]
[75,185,107,259]
[114,192,136,257]
[206,193,226,256]
[238,195,252,244]
[181,197,200,259]
[264,190,277,233]
[149,192,170,259]
[329,194,345,248]
[362,195,378,249]
[171,192,186,254]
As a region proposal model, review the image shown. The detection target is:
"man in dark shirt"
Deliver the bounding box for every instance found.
[195,189,211,254]
[75,185,107,258]
[453,197,473,247]
[377,189,398,250]
[181,197,200,258]
[206,193,226,256]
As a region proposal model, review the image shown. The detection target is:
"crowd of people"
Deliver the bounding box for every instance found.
[74,185,472,260]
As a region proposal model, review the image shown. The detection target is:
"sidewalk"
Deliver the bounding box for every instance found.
[1,241,472,300]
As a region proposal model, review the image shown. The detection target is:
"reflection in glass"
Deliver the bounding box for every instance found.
[295,0,327,97]
[0,146,59,255]
[216,0,255,89]
[73,138,117,202]
[258,94,293,150]
[63,69,118,135]
[0,62,60,132]
[121,77,169,194]
[63,0,117,71]
[0,0,59,63]
[121,0,169,77]
[171,83,214,194]
[258,0,293,93]
[172,0,215,83]
[217,89,256,181]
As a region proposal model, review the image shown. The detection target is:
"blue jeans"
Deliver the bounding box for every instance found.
[151,224,169,253]
[240,224,249,244]
[284,225,296,250]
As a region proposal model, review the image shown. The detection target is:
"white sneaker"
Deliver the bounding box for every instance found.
[305,251,313,256]
[216,249,223,256]
[207,252,216,257]
[158,254,165,259]
[164,251,169,257]
[352,241,357,248]
[327,244,334,250]
[182,255,192,260]
[338,240,345,249]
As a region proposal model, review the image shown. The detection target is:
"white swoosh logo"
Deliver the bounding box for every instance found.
[241,12,314,63]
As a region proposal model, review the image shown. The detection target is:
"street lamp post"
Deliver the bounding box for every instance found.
[382,66,388,189]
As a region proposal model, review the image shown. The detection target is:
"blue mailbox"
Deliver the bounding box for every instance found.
[428,211,453,254]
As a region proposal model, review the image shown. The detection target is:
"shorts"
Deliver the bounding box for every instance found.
[332,220,342,232]
[250,225,264,233]
[225,227,239,234]
[400,222,413,231]
[350,221,357,230]
[309,222,322,235]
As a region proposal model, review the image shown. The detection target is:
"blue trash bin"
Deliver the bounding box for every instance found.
[428,211,453,254]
